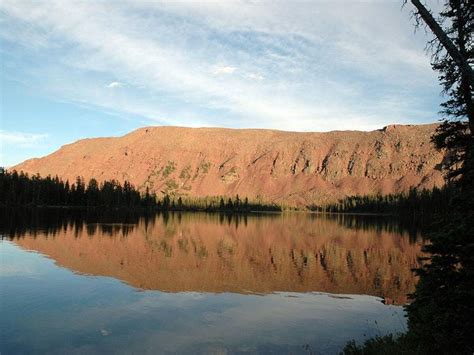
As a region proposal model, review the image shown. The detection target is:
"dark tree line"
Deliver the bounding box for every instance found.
[0,168,452,215]
[0,168,149,208]
[164,195,281,212]
[314,186,453,216]
[0,168,280,212]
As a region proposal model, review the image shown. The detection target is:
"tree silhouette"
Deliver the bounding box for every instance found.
[409,0,473,179]
[344,2,473,352]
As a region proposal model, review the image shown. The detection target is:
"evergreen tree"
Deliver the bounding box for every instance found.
[0,169,282,213]
[87,178,100,206]
[410,0,473,179]
[403,1,474,351]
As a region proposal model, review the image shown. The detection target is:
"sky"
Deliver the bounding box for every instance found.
[0,0,445,167]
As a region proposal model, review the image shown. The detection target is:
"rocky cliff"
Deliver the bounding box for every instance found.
[13,124,446,206]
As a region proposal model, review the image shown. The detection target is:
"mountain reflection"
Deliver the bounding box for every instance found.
[3,210,424,305]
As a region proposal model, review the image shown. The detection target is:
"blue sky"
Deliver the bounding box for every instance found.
[1,0,444,167]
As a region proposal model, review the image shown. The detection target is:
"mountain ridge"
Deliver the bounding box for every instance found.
[13,123,446,207]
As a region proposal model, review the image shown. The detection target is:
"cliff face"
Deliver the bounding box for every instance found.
[13,124,446,206]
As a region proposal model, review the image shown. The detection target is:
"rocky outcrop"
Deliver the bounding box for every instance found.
[13,124,446,206]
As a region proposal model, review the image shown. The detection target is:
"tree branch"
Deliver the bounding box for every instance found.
[410,0,474,86]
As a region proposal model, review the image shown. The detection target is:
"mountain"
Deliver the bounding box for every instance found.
[12,123,446,207]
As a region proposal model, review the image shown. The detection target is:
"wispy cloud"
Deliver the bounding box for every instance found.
[107,81,124,89]
[247,73,264,81]
[0,130,49,148]
[0,130,50,166]
[211,65,237,75]
[0,0,442,131]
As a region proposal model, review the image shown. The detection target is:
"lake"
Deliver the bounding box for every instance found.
[0,210,424,354]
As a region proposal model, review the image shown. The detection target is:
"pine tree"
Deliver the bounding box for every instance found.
[410,0,473,179]
[403,1,474,352]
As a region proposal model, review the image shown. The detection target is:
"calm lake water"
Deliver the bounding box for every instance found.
[0,210,424,354]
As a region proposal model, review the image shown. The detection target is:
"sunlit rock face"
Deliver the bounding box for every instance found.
[13,124,445,206]
[11,213,423,304]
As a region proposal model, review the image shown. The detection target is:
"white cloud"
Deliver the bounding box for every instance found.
[107,81,124,88]
[0,0,442,131]
[0,130,50,167]
[211,65,237,75]
[247,73,264,81]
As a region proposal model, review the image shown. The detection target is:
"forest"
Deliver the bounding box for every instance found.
[1,168,454,216]
[1,168,452,216]
[314,186,453,216]
[0,168,280,212]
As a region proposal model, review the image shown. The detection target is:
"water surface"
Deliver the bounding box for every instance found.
[0,211,423,354]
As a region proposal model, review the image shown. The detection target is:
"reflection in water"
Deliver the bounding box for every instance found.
[0,210,423,354]
[0,242,407,354]
[3,210,424,305]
